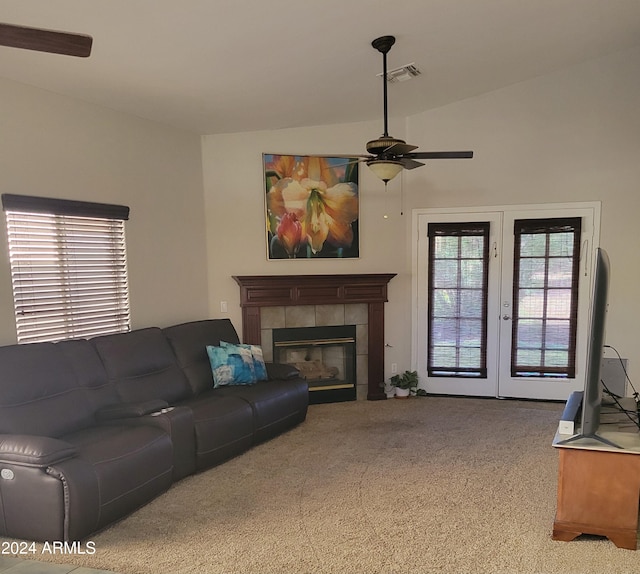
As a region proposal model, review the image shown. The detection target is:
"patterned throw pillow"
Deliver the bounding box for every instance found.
[220,341,268,382]
[206,343,256,387]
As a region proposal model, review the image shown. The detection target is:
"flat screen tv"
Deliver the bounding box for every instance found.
[559,247,620,448]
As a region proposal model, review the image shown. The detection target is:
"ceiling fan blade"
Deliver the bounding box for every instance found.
[408,151,474,160]
[400,158,425,170]
[0,23,92,57]
[384,142,418,156]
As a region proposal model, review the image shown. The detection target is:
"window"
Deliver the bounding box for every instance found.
[2,194,131,343]
[511,217,581,378]
[427,222,490,378]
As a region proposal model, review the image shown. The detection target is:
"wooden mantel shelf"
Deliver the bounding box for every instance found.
[233,273,396,307]
[233,274,396,400]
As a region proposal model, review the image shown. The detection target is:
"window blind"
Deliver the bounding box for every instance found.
[510,217,581,378]
[2,194,131,343]
[427,222,490,378]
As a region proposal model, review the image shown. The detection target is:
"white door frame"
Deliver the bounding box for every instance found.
[411,201,601,399]
[413,210,503,397]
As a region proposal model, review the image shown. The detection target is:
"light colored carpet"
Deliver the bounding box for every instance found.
[18,397,640,573]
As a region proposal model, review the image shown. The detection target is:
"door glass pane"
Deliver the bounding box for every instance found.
[511,218,581,378]
[427,222,490,378]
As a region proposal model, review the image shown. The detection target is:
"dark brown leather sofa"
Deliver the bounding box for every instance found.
[0,319,308,542]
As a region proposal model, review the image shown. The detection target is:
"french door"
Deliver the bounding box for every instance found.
[413,203,599,400]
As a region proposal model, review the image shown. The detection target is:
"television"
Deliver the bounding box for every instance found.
[559,247,620,448]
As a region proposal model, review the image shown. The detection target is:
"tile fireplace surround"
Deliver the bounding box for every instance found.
[233,274,396,400]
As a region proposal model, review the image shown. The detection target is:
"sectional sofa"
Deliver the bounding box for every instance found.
[0,319,308,542]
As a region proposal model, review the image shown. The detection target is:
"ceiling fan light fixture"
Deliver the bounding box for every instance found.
[366,159,404,183]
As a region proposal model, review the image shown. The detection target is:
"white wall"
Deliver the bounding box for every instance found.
[0,78,209,345]
[203,46,640,384]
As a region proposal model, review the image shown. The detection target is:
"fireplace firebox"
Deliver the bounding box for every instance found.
[273,325,356,404]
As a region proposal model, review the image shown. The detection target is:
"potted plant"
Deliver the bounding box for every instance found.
[389,370,418,398]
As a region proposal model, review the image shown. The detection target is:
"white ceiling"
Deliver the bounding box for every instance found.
[2,0,640,135]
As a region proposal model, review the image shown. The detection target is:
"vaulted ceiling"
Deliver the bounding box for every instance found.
[2,0,640,135]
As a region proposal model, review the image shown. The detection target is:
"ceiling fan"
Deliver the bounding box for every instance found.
[361,35,472,184]
[0,22,92,57]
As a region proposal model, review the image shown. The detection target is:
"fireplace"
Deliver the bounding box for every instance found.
[273,325,356,404]
[233,274,396,400]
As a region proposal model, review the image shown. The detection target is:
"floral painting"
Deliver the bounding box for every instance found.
[264,154,359,259]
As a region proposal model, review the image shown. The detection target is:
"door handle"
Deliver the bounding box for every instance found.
[502,315,511,320]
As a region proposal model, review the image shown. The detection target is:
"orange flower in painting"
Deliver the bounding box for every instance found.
[267,156,358,255]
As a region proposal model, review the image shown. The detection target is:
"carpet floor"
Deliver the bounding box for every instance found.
[13,397,640,573]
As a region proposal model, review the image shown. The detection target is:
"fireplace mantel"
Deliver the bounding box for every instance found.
[233,274,396,400]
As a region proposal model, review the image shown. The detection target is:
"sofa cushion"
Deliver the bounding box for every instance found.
[212,380,309,443]
[62,424,173,530]
[0,340,111,438]
[221,341,268,381]
[207,343,256,387]
[163,319,241,395]
[92,328,192,404]
[177,394,254,469]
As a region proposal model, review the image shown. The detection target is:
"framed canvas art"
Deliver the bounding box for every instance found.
[264,154,359,259]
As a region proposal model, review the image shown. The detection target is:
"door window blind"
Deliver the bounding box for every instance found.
[2,194,131,343]
[427,222,490,378]
[511,217,581,378]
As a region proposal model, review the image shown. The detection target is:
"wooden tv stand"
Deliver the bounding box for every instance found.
[552,409,640,550]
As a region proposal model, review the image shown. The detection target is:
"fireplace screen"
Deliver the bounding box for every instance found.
[272,325,356,403]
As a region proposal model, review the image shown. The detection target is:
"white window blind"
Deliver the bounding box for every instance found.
[2,194,130,343]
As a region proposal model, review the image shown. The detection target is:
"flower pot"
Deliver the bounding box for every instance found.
[394,387,411,399]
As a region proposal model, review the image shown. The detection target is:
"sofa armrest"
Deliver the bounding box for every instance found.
[0,434,77,467]
[95,399,169,421]
[266,362,301,381]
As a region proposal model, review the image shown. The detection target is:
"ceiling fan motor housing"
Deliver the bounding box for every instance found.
[366,136,406,156]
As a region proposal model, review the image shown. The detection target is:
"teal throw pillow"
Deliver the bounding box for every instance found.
[221,341,268,382]
[206,343,256,387]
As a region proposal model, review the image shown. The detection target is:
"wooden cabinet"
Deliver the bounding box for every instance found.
[553,446,640,549]
[553,409,640,551]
